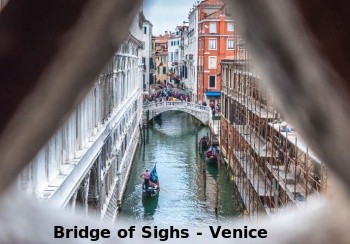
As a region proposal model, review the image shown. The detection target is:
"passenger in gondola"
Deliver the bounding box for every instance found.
[207,146,217,158]
[140,169,150,190]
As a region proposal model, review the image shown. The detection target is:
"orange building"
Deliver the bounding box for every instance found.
[197,0,235,106]
[153,33,169,85]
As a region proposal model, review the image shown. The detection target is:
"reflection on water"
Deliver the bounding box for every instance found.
[142,195,159,217]
[118,111,239,227]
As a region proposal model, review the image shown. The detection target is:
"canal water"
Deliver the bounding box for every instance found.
[118,111,239,227]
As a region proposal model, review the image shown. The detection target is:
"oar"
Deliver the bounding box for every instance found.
[149,182,181,200]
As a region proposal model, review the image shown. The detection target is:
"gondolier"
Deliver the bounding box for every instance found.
[140,169,150,190]
[142,164,160,197]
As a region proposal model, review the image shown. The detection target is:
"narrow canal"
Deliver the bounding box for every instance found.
[118,111,240,227]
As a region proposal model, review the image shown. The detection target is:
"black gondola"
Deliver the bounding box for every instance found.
[199,134,210,149]
[142,164,160,198]
[154,113,162,119]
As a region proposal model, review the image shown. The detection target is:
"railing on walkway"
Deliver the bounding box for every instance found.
[143,101,210,112]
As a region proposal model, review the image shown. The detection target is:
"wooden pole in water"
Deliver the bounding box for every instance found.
[139,124,142,143]
[215,170,219,217]
[143,124,146,144]
[196,126,199,153]
[146,110,150,128]
[202,154,207,201]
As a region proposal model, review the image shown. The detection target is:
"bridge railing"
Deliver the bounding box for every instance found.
[142,101,210,112]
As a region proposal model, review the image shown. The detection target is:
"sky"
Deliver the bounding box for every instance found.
[143,0,199,36]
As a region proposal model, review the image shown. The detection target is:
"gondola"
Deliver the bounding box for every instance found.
[206,146,218,164]
[154,113,162,119]
[199,134,210,149]
[142,164,160,198]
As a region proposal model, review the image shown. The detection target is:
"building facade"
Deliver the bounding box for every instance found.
[197,0,234,105]
[184,4,200,103]
[19,11,148,222]
[154,33,169,86]
[141,14,153,96]
[220,34,331,219]
[168,31,180,87]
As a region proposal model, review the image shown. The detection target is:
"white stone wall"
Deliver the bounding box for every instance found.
[20,14,145,220]
[187,6,199,102]
[142,21,153,93]
[168,35,181,86]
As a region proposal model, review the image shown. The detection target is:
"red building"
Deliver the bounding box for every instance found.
[197,0,235,106]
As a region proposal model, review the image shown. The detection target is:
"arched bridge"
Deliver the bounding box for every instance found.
[143,101,211,125]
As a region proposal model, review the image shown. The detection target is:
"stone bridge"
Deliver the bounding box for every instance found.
[143,101,211,125]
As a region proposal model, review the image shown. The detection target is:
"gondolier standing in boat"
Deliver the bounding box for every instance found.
[140,169,150,190]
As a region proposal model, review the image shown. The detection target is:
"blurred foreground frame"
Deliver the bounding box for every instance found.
[0,0,350,243]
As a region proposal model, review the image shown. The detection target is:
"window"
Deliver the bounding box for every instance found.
[209,22,216,33]
[227,23,234,31]
[143,26,147,34]
[163,67,166,74]
[209,76,216,88]
[208,56,217,69]
[209,39,217,50]
[227,39,234,49]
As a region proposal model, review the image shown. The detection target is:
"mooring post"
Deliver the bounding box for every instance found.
[195,125,198,152]
[139,124,143,145]
[143,124,146,144]
[146,109,150,128]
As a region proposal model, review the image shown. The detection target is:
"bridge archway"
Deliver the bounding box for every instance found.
[143,101,210,125]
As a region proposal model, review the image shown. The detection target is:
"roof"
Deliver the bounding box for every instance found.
[176,26,185,31]
[176,26,189,31]
[201,0,225,6]
[154,34,169,43]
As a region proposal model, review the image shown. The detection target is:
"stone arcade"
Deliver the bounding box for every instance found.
[18,11,152,221]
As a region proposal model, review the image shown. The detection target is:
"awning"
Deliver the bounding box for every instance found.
[205,91,221,97]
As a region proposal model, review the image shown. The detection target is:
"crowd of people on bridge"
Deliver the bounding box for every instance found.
[196,100,221,115]
[144,88,191,105]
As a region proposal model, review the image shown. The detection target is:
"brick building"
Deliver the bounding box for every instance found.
[197,0,234,106]
[220,32,331,219]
